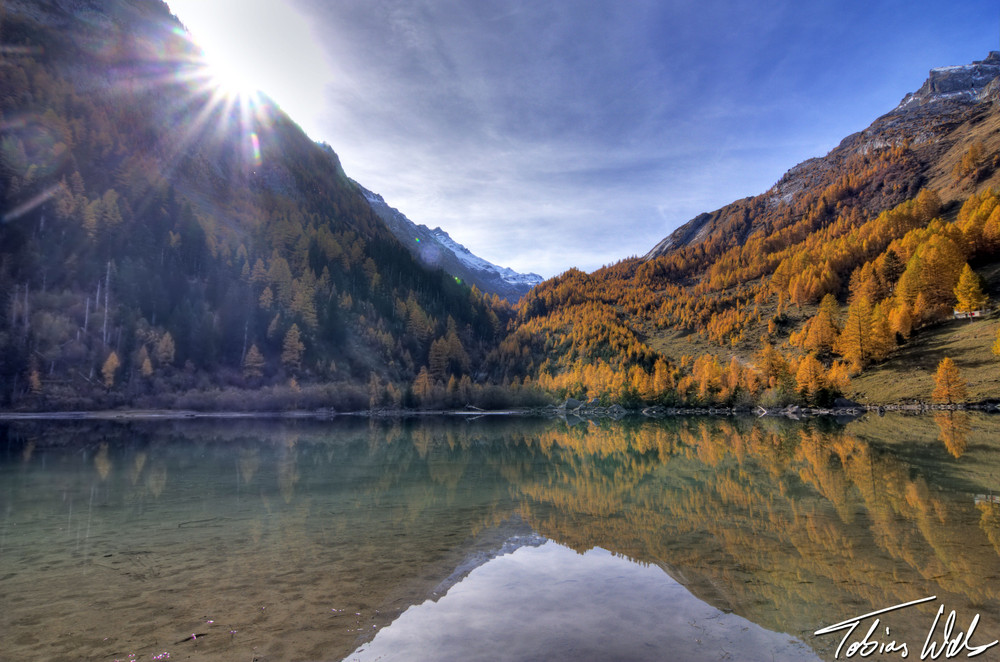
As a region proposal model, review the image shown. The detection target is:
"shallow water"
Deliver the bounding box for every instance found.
[1,413,999,661]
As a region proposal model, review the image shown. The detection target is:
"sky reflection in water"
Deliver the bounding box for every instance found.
[1,414,999,661]
[348,540,818,662]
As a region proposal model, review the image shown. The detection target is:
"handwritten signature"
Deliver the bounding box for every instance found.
[814,596,999,659]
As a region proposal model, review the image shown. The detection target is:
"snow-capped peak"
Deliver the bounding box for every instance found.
[352,180,544,301]
[429,227,543,287]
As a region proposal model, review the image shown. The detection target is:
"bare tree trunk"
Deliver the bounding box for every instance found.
[241,319,248,363]
[102,261,110,345]
[10,283,18,327]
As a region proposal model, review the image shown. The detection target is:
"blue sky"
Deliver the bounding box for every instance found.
[168,0,999,278]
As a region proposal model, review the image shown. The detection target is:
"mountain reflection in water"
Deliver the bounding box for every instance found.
[0,413,998,661]
[346,540,820,662]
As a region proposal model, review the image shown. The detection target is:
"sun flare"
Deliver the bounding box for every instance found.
[167,0,332,139]
[199,43,261,101]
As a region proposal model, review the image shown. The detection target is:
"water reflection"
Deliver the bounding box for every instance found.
[0,414,998,661]
[347,541,821,662]
[935,411,971,458]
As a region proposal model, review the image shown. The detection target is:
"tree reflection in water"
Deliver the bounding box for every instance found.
[1,413,998,661]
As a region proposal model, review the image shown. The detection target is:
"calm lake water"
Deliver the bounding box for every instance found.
[2,413,1000,661]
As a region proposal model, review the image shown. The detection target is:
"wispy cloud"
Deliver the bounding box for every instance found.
[173,0,999,277]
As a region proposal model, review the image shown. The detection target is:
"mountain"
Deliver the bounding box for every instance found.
[645,51,1000,262]
[492,52,1000,406]
[356,183,543,303]
[0,0,516,409]
[2,0,996,412]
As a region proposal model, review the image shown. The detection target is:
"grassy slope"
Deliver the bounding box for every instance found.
[851,262,1000,403]
[639,263,1000,405]
[850,313,999,402]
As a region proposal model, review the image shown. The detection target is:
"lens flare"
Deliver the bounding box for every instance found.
[250,132,261,166]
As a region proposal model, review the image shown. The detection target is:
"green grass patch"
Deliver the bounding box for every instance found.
[850,313,999,403]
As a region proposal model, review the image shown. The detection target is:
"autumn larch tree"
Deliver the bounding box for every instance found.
[281,324,305,372]
[412,367,435,407]
[953,263,988,316]
[155,332,175,367]
[368,372,383,410]
[932,357,967,405]
[28,366,42,395]
[102,351,120,389]
[243,343,265,379]
[869,303,895,362]
[804,294,840,356]
[835,296,873,372]
[795,353,826,403]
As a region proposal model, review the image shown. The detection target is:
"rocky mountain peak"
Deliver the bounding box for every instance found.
[353,182,543,302]
[643,52,1000,263]
[897,51,1000,109]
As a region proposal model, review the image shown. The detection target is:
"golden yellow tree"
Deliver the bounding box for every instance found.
[136,346,153,378]
[755,343,791,389]
[801,294,840,355]
[835,296,873,371]
[888,300,914,339]
[102,351,120,388]
[412,367,435,407]
[258,286,274,309]
[368,372,383,409]
[932,357,967,404]
[28,367,42,395]
[795,354,825,403]
[155,332,175,367]
[281,324,305,371]
[953,263,988,315]
[826,360,852,395]
[869,303,894,362]
[243,344,265,379]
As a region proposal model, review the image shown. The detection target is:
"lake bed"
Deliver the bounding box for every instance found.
[2,414,999,661]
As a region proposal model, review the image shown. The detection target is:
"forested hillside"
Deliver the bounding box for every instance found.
[489,56,1000,407]
[0,0,517,409]
[2,0,998,412]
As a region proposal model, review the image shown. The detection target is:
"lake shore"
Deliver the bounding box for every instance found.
[1,400,997,421]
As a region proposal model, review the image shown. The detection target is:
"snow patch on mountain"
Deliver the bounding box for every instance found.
[896,51,1000,109]
[430,228,543,287]
[355,181,543,301]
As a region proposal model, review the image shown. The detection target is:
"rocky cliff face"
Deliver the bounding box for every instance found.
[356,183,543,303]
[898,51,1000,108]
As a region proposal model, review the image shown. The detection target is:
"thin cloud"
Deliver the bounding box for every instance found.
[171,0,999,277]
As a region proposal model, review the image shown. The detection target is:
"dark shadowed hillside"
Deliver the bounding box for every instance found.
[0,0,516,409]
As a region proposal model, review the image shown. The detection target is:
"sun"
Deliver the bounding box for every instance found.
[167,0,332,139]
[199,41,261,102]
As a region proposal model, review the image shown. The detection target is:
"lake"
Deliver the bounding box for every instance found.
[2,413,999,661]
